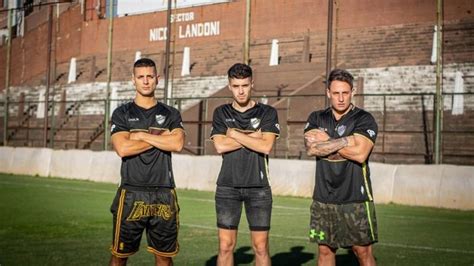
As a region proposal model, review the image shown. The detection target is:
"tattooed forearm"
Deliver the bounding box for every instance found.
[304,137,313,150]
[306,137,349,157]
[327,153,345,160]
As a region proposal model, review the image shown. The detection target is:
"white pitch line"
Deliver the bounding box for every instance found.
[0,181,309,211]
[179,196,213,203]
[180,196,474,224]
[271,212,307,217]
[180,223,474,255]
[376,242,474,255]
[1,180,473,225]
[179,196,307,211]
[379,214,474,224]
[0,180,114,194]
[2,180,473,254]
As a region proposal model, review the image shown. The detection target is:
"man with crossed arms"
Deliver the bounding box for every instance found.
[211,63,280,266]
[109,58,184,266]
[304,69,378,266]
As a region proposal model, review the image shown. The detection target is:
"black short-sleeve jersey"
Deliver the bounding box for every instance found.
[111,101,184,188]
[210,103,280,187]
[304,105,378,204]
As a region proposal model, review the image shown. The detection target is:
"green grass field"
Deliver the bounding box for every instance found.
[0,173,473,265]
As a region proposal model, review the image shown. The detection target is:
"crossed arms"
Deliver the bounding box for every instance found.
[112,129,185,158]
[212,128,276,155]
[304,129,374,163]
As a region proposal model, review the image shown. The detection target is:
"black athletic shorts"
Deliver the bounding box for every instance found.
[110,186,179,258]
[215,186,272,231]
[309,200,378,249]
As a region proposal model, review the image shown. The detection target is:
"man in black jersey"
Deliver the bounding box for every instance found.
[109,58,185,266]
[211,63,280,266]
[304,69,378,266]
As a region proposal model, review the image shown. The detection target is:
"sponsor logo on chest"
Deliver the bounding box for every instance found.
[155,115,166,125]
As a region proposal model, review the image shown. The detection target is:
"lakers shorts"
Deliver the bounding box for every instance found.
[309,200,378,249]
[215,186,272,231]
[110,186,179,258]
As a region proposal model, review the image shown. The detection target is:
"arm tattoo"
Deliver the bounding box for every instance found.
[307,137,348,157]
[304,137,312,149]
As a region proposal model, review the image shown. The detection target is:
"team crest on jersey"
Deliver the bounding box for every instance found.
[337,125,346,136]
[155,115,166,125]
[250,118,261,129]
[367,129,376,138]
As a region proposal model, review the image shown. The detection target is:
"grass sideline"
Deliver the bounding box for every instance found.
[0,174,473,265]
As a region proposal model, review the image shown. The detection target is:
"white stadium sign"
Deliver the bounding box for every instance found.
[149,12,220,41]
[117,0,230,17]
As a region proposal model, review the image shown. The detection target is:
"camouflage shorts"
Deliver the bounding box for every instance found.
[309,200,378,249]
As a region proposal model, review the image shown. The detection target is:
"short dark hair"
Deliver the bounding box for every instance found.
[328,69,354,89]
[228,63,252,79]
[134,58,157,73]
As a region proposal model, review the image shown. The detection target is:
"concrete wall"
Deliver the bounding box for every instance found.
[0,147,472,210]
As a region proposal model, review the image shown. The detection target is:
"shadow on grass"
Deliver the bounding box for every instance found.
[205,246,254,266]
[205,245,315,265]
[335,250,359,266]
[271,246,314,265]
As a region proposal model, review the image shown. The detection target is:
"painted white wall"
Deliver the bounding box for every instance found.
[0,147,472,210]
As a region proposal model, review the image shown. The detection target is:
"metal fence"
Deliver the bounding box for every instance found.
[1,92,473,165]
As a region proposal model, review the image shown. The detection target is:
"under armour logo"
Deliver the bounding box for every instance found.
[310,229,325,240]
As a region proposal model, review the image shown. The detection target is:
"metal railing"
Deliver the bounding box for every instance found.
[172,92,474,164]
[0,92,473,165]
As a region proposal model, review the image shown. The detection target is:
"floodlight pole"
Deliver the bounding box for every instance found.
[243,0,251,64]
[104,0,114,150]
[43,5,53,147]
[325,0,334,106]
[3,8,12,146]
[434,0,443,164]
[164,0,172,105]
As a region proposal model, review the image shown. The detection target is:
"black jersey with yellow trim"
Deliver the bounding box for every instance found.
[210,102,280,187]
[111,101,184,188]
[304,105,378,204]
